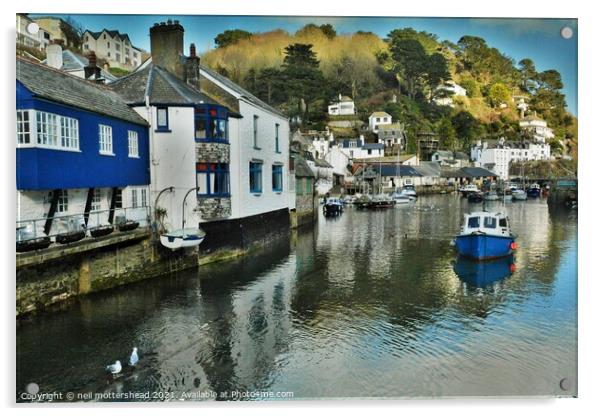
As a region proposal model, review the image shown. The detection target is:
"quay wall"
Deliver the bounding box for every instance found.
[16,208,295,317]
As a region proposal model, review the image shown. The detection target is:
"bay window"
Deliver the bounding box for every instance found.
[195,105,228,142]
[196,163,230,197]
[17,110,79,150]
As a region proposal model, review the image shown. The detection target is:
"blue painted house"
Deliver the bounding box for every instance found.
[16,57,150,239]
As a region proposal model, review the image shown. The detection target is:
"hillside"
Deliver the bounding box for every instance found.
[201,25,577,158]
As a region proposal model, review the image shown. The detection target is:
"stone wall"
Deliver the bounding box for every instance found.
[197,196,232,219]
[16,233,197,316]
[196,142,230,163]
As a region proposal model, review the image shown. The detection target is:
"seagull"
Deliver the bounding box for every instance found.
[106,360,122,375]
[129,347,139,366]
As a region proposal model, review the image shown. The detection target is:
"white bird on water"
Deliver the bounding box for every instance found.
[106,360,122,375]
[129,347,139,366]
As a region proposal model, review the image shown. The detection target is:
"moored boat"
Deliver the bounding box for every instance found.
[160,228,206,250]
[56,230,86,244]
[453,211,517,260]
[16,236,52,252]
[117,220,139,232]
[89,224,114,238]
[400,185,417,200]
[367,194,396,209]
[459,184,479,197]
[512,189,527,201]
[467,192,484,203]
[323,197,344,216]
[526,183,541,197]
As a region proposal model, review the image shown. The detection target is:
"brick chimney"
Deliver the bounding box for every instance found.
[150,20,184,76]
[184,43,200,89]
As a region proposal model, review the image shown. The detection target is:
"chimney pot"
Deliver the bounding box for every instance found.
[189,43,196,57]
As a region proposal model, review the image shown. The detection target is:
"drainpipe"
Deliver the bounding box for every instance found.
[146,95,159,222]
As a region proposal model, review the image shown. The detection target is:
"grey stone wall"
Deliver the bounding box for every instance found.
[196,142,230,163]
[196,197,232,220]
[16,236,197,316]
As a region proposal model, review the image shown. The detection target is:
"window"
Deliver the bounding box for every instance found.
[84,44,88,50]
[141,188,147,207]
[253,115,259,148]
[484,217,497,229]
[376,117,380,122]
[131,189,138,208]
[56,190,68,213]
[468,217,480,228]
[103,34,106,39]
[196,163,230,197]
[133,51,138,58]
[250,162,263,193]
[99,124,113,154]
[91,188,102,211]
[17,110,31,144]
[499,218,508,228]
[275,124,280,153]
[114,188,123,208]
[296,178,302,194]
[128,130,139,157]
[60,116,79,149]
[115,43,120,51]
[125,48,129,55]
[272,165,283,192]
[156,107,169,131]
[107,42,110,48]
[36,111,58,146]
[306,177,312,194]
[115,53,121,62]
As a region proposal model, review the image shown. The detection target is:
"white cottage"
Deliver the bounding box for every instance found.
[368,111,392,133]
[112,20,292,253]
[328,94,355,116]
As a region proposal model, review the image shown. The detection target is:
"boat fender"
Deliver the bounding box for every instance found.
[510,242,518,250]
[510,264,517,273]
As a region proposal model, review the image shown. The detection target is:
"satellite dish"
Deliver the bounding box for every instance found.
[26,22,40,35]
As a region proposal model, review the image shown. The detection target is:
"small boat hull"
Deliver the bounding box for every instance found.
[467,193,484,203]
[16,236,52,253]
[56,230,86,245]
[455,234,515,260]
[89,225,114,238]
[117,221,139,232]
[323,203,343,216]
[454,256,515,287]
[160,228,206,250]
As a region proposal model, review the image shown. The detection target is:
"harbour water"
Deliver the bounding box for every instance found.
[16,195,577,400]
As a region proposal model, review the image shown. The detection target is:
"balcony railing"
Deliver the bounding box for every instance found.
[16,206,151,243]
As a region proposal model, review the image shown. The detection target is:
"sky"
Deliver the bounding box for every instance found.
[33,14,578,115]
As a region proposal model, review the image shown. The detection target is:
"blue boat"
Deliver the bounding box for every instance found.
[453,211,517,260]
[526,183,541,197]
[453,256,516,287]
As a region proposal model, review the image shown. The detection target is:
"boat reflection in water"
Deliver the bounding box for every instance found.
[453,255,516,288]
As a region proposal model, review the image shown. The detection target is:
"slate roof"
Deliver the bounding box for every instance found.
[294,157,315,178]
[379,123,402,131]
[362,143,385,150]
[197,62,287,119]
[361,164,422,177]
[85,29,133,44]
[42,50,117,82]
[314,158,333,168]
[415,162,442,177]
[16,57,147,126]
[459,167,497,178]
[109,63,234,113]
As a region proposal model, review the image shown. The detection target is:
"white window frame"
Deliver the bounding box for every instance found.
[140,188,147,207]
[131,188,138,208]
[91,188,102,211]
[18,110,80,151]
[99,124,114,155]
[56,190,68,213]
[128,130,139,157]
[17,110,32,145]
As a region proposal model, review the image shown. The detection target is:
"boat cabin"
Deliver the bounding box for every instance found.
[460,211,512,238]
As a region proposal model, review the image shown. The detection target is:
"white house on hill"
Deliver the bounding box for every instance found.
[434,82,467,107]
[328,94,355,116]
[368,111,392,133]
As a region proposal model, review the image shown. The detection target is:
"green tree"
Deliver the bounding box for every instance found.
[458,78,479,97]
[387,35,429,98]
[319,24,337,39]
[425,53,451,99]
[437,118,457,150]
[488,83,511,107]
[518,58,538,93]
[214,29,252,48]
[452,111,483,149]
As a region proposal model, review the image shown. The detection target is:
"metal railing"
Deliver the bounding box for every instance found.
[16,206,151,242]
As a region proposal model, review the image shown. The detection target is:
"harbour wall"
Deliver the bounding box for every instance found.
[16,208,293,317]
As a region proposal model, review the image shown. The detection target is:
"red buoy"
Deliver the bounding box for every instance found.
[510,242,518,250]
[510,264,517,273]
